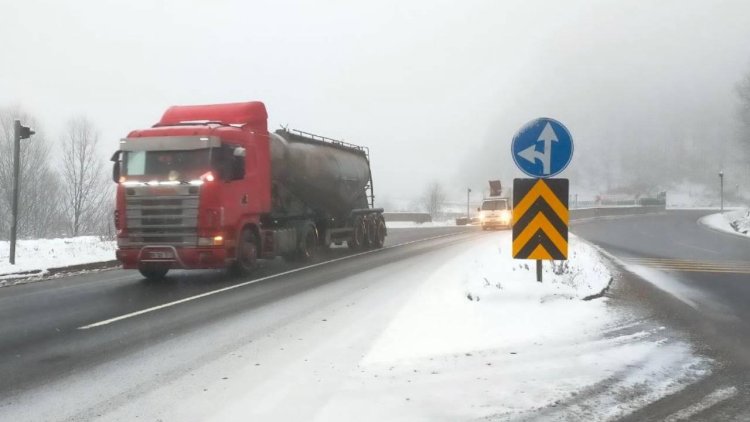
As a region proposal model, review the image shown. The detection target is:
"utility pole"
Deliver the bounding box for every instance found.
[9,120,35,265]
[466,188,471,219]
[719,170,724,212]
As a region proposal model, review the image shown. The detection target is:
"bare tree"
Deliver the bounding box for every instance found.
[422,181,446,219]
[61,116,110,236]
[0,106,64,240]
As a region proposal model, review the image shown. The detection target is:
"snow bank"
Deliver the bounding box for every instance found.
[362,234,612,365]
[700,209,750,238]
[386,220,457,229]
[0,236,116,278]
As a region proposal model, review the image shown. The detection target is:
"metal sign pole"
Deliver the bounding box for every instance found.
[9,120,21,265]
[536,260,542,282]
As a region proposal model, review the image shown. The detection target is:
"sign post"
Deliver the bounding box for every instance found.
[510,118,573,282]
[9,120,35,265]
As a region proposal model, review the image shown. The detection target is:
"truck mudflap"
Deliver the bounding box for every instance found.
[116,245,229,270]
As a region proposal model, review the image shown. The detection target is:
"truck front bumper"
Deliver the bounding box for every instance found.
[117,246,230,270]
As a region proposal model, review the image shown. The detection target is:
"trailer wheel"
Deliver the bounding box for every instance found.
[371,218,386,249]
[139,266,169,280]
[231,227,258,275]
[347,218,365,250]
[297,224,319,260]
[363,218,376,248]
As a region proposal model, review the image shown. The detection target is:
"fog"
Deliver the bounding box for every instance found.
[2,0,750,205]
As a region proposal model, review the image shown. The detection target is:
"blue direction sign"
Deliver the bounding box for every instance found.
[511,118,573,178]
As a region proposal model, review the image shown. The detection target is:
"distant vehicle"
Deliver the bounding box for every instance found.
[478,197,512,230]
[110,101,385,280]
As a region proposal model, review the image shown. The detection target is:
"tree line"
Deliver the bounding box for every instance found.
[0,106,112,240]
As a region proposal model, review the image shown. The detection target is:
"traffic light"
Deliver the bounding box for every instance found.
[19,125,35,139]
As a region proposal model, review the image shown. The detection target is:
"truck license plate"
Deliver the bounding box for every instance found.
[149,251,174,259]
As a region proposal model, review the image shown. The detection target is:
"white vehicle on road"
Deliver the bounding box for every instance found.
[478,197,512,230]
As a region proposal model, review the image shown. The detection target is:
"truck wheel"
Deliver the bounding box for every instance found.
[371,218,386,249]
[231,227,258,275]
[297,224,318,260]
[364,218,377,248]
[347,218,365,250]
[139,266,169,280]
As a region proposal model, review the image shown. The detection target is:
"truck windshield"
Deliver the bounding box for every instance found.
[482,199,508,211]
[123,149,212,181]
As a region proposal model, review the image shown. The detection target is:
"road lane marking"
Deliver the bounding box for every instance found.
[622,258,750,274]
[77,231,476,330]
[663,386,738,422]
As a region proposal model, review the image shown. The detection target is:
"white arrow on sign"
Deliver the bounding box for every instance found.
[517,122,558,175]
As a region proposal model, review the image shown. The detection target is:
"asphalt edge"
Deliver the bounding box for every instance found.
[0,260,122,288]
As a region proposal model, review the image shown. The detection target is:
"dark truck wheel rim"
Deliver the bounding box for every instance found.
[238,230,258,271]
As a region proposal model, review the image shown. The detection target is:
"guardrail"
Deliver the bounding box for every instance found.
[570,205,665,221]
[382,212,432,223]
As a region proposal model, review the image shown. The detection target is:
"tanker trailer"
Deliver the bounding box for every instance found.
[268,129,385,253]
[111,101,385,280]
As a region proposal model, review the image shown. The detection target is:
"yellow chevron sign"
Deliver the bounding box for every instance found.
[512,178,569,260]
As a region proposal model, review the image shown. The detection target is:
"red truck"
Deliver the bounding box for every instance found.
[111,101,386,280]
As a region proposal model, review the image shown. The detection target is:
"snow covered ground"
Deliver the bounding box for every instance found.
[666,181,749,209]
[700,209,750,238]
[0,236,116,279]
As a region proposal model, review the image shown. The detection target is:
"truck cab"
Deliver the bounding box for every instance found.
[478,197,512,230]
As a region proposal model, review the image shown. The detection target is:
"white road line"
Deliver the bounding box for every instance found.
[77,231,471,330]
[662,386,738,422]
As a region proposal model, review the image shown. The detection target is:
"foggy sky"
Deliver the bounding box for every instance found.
[2,0,750,204]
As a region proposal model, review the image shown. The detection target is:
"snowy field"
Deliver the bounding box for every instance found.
[0,236,116,279]
[700,209,750,238]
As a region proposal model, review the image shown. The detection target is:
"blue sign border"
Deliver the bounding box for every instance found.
[511,117,574,178]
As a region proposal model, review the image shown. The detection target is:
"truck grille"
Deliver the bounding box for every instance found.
[124,186,200,246]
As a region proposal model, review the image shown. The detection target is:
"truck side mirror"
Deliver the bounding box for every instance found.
[110,151,121,183]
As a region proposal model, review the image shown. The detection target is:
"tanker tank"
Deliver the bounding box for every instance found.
[270,129,372,218]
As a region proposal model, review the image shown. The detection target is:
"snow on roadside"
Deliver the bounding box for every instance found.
[362,235,612,364]
[315,233,710,421]
[701,209,750,237]
[386,220,457,229]
[0,236,116,278]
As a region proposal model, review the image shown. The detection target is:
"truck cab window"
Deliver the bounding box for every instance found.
[123,149,212,181]
[126,151,146,175]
